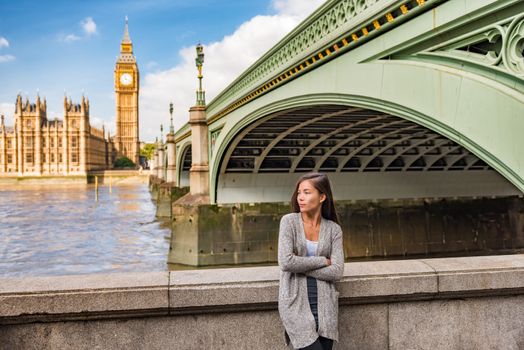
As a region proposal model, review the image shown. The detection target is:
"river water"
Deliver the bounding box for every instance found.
[0,184,171,277]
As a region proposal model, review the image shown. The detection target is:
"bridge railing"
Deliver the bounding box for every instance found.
[206,0,444,122]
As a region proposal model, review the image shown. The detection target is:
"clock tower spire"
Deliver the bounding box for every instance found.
[114,16,140,165]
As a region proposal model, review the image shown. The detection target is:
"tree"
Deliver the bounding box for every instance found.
[140,143,156,160]
[114,156,136,168]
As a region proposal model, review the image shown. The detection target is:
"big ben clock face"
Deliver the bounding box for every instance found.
[120,73,133,86]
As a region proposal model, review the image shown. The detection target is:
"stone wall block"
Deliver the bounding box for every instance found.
[169,267,280,310]
[342,260,437,299]
[421,255,524,293]
[0,272,169,320]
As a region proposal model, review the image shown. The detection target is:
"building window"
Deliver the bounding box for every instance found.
[71,152,78,163]
[26,120,32,128]
[25,137,33,148]
[59,153,63,162]
[71,120,77,129]
[25,152,33,163]
[51,153,55,163]
[7,154,12,164]
[42,138,46,148]
[6,139,12,148]
[50,138,55,148]
[58,138,62,148]
[72,136,77,148]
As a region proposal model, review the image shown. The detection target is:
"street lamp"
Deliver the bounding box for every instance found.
[169,102,174,134]
[195,43,205,106]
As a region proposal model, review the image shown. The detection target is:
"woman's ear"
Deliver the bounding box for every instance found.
[320,193,326,203]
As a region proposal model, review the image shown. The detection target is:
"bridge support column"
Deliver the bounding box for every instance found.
[157,143,165,181]
[151,149,158,177]
[166,132,176,184]
[188,106,209,202]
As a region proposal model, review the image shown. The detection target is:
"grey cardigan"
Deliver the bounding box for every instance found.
[278,212,344,349]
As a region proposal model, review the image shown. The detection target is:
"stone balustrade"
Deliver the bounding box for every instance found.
[1,254,523,349]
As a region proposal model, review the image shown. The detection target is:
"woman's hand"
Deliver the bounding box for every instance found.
[326,258,331,266]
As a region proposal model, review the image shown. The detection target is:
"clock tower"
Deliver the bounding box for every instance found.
[114,16,139,165]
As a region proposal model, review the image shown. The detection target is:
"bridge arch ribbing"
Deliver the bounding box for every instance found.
[211,82,522,203]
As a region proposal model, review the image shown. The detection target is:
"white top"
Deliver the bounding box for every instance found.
[305,239,318,257]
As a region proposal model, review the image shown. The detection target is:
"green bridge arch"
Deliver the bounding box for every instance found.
[209,59,523,203]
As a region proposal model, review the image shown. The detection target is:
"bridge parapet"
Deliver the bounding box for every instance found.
[1,255,523,348]
[206,0,444,121]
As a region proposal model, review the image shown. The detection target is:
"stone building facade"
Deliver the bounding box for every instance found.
[0,18,139,177]
[0,94,114,176]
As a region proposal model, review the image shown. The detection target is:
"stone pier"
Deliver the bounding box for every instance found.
[1,255,523,349]
[168,196,524,267]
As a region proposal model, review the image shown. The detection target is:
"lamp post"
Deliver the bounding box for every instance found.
[169,102,174,134]
[166,102,176,184]
[195,43,205,106]
[158,125,165,180]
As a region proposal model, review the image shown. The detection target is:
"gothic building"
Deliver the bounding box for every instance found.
[0,18,140,176]
[0,94,113,175]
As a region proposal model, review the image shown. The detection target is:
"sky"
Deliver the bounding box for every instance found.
[0,0,326,142]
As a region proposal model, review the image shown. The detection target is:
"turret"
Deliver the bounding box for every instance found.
[80,94,90,115]
[35,93,44,118]
[15,94,22,113]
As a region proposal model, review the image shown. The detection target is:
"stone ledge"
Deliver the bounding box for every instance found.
[342,260,437,300]
[0,272,169,321]
[170,266,280,310]
[0,255,522,325]
[421,255,524,294]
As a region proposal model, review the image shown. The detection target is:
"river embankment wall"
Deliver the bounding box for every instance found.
[1,255,523,349]
[0,170,148,186]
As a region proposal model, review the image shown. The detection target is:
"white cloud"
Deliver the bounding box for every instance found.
[0,37,14,62]
[64,34,81,43]
[140,0,326,142]
[0,37,9,49]
[59,17,97,43]
[81,17,97,36]
[0,54,15,63]
[271,0,325,18]
[0,102,15,118]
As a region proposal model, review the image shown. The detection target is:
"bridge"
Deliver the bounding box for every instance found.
[153,0,524,205]
[148,0,524,266]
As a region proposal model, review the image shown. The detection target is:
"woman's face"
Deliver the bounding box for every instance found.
[297,180,326,215]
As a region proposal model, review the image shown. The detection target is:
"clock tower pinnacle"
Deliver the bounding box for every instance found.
[114,16,140,165]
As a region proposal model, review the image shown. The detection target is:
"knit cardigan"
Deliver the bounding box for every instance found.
[278,212,344,349]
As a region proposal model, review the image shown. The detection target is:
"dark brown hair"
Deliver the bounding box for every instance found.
[291,172,339,224]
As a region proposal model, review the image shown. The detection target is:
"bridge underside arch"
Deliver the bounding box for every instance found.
[178,145,191,188]
[216,104,520,204]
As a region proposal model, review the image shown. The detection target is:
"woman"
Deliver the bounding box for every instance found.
[278,172,344,350]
